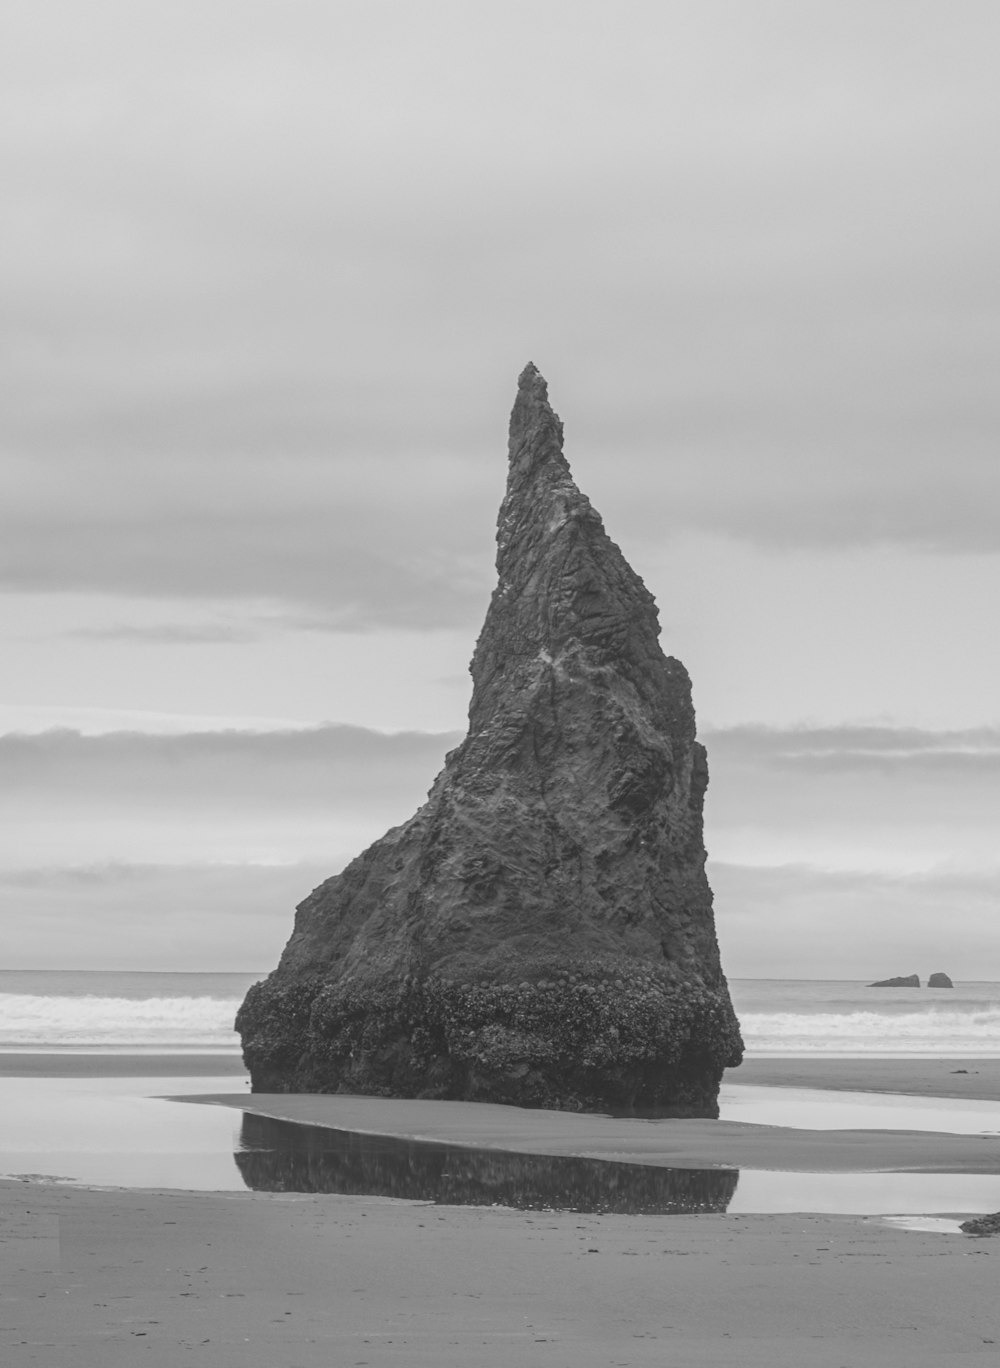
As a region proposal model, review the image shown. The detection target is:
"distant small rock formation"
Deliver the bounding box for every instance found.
[867,972,954,988]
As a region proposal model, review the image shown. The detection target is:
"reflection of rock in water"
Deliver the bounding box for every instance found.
[235,1113,738,1215]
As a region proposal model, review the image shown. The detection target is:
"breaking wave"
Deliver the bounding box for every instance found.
[742,1009,1000,1055]
[0,994,242,1051]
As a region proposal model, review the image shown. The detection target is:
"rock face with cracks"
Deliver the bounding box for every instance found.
[237,364,743,1115]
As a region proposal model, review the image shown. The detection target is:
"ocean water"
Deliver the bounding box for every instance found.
[730,979,1000,1056]
[0,972,997,1056]
[0,971,260,1052]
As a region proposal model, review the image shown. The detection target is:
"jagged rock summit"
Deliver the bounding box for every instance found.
[237,364,743,1115]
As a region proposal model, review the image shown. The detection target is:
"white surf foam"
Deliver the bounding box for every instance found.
[0,994,242,1050]
[742,1008,1000,1055]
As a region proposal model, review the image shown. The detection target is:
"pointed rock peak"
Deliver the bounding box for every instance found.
[507,362,568,485]
[489,365,656,678]
[497,365,585,570]
[517,359,545,391]
[512,360,550,416]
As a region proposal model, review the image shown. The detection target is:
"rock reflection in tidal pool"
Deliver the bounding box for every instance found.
[234,1112,738,1214]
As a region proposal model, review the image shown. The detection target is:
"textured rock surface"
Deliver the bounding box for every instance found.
[868,975,920,988]
[237,364,743,1115]
[928,972,954,988]
[960,1211,1000,1236]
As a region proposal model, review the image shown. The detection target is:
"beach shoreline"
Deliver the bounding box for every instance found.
[185,1082,1000,1176]
[5,1052,1000,1184]
[3,1049,1000,1093]
[731,1054,1000,1101]
[4,1051,1000,1364]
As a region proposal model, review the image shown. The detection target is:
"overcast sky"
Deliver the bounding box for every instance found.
[3,1,998,976]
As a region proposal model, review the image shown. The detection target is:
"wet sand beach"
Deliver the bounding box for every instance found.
[3,1054,1000,1366]
[4,1179,999,1367]
[735,1055,1000,1101]
[191,1087,1000,1174]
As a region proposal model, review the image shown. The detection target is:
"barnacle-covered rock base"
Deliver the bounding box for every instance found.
[237,364,743,1115]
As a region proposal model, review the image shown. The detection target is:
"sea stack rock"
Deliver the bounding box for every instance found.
[868,974,920,988]
[237,364,743,1115]
[928,972,954,988]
